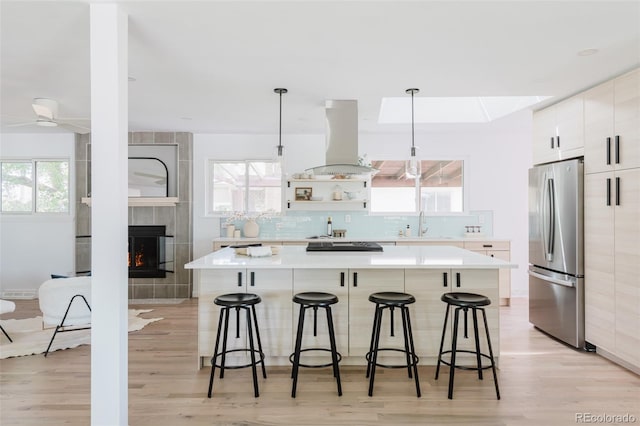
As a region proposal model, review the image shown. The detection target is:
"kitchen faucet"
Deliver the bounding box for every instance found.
[418,210,427,237]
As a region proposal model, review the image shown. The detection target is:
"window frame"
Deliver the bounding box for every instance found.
[205,158,283,217]
[0,157,71,215]
[368,157,470,216]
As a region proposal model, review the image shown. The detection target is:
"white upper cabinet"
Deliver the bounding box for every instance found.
[533,95,584,165]
[584,69,640,174]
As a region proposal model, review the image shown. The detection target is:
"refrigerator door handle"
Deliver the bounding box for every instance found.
[528,270,575,288]
[543,177,556,262]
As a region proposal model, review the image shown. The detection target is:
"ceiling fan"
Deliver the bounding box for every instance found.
[6,98,90,134]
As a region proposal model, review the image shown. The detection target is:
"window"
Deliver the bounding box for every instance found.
[370,160,464,214]
[207,160,282,215]
[1,159,70,214]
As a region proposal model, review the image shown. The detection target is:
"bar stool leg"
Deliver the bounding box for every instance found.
[208,308,226,398]
[325,306,342,396]
[219,307,231,379]
[291,304,307,398]
[366,304,381,379]
[368,305,384,397]
[250,304,267,379]
[435,303,450,380]
[481,308,501,400]
[402,306,421,397]
[245,307,260,397]
[400,306,413,379]
[472,308,484,380]
[448,307,461,399]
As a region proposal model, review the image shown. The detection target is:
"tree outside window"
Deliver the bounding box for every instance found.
[1,160,69,214]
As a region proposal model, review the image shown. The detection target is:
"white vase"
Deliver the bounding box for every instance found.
[225,224,235,238]
[243,219,259,238]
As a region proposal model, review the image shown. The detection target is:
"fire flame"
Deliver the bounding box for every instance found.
[128,245,145,268]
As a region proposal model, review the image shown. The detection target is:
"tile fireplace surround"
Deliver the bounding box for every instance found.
[75,132,193,299]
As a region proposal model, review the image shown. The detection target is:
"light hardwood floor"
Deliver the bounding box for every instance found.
[1,297,638,425]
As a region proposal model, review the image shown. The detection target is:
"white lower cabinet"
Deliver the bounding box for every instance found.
[197,267,500,367]
[347,269,405,358]
[197,268,247,365]
[247,269,294,357]
[585,168,640,370]
[404,269,451,360]
[197,268,293,367]
[448,269,500,366]
[291,269,349,361]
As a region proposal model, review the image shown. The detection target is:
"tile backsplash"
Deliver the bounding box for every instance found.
[223,210,493,239]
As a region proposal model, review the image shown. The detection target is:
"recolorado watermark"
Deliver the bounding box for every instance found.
[576,413,637,424]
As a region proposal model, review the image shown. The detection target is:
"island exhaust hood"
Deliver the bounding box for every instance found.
[305,100,377,176]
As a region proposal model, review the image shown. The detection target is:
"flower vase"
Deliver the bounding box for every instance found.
[225,224,235,238]
[243,219,259,238]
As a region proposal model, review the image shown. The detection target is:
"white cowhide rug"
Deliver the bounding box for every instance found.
[0,309,162,359]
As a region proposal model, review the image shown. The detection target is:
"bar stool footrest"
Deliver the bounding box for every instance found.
[212,348,265,370]
[438,349,495,371]
[289,348,342,369]
[365,348,419,369]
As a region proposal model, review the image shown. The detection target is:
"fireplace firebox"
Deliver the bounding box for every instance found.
[128,225,174,278]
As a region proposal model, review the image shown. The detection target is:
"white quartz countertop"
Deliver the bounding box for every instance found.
[186,245,517,270]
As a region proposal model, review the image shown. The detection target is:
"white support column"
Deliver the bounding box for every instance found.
[89,4,128,425]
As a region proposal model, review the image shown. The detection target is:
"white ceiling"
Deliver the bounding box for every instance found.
[1,1,639,136]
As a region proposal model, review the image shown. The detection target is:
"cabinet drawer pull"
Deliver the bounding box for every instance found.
[456,272,461,288]
[443,272,448,287]
[616,177,620,206]
[250,271,255,286]
[237,272,242,287]
[353,272,358,287]
[340,272,345,287]
[550,136,554,149]
[482,244,492,248]
[615,135,620,164]
[606,137,611,165]
[606,178,611,206]
[556,135,560,148]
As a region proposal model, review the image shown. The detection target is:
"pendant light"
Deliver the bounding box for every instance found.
[274,88,287,157]
[406,88,420,178]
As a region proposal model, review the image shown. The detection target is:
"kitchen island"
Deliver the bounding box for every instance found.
[186,245,516,369]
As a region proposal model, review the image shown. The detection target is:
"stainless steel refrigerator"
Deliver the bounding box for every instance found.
[528,158,585,349]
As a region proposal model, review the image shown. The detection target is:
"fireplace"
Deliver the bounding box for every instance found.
[128,225,174,279]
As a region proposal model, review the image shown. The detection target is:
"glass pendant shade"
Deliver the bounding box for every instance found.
[405,88,420,179]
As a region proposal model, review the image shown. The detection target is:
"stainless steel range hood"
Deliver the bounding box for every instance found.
[305,100,377,176]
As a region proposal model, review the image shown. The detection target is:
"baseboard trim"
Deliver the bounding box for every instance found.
[596,347,640,376]
[1,289,37,299]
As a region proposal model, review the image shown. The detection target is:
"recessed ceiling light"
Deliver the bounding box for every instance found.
[180,117,192,120]
[128,76,137,82]
[577,48,599,56]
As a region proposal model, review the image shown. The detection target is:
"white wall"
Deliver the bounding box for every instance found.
[0,133,76,296]
[193,110,532,297]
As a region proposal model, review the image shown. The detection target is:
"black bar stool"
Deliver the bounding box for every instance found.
[290,292,342,398]
[365,291,421,397]
[207,293,266,398]
[435,292,500,400]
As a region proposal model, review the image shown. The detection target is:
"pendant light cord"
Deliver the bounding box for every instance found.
[274,88,287,156]
[406,88,419,157]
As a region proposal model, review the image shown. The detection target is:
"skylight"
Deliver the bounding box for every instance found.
[379,96,551,124]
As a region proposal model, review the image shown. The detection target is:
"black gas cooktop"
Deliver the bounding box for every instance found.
[306,241,383,252]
